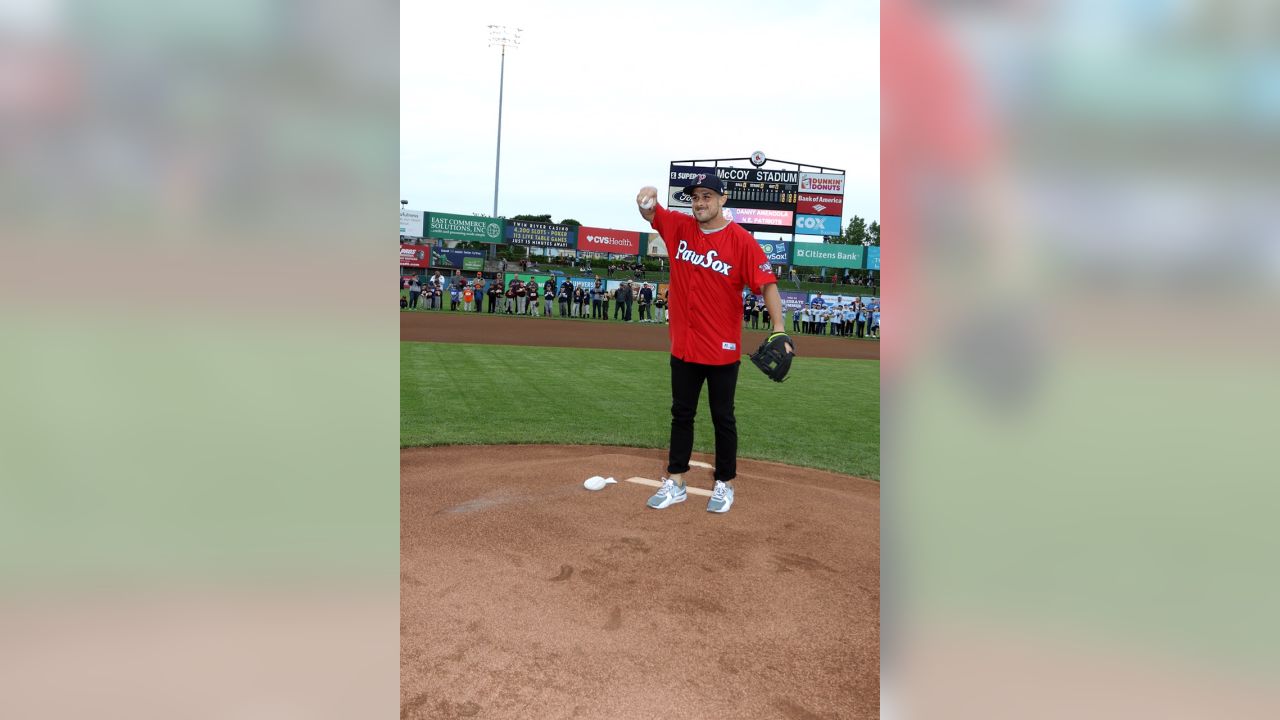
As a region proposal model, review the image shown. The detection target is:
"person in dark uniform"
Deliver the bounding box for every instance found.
[639,283,653,322]
[558,280,572,316]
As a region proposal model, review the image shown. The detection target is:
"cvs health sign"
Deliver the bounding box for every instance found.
[577,226,641,255]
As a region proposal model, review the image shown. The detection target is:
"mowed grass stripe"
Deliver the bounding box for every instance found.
[401,342,879,480]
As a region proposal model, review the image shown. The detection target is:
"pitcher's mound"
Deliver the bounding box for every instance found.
[402,444,879,720]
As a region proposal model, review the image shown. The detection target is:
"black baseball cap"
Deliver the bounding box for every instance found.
[682,172,725,196]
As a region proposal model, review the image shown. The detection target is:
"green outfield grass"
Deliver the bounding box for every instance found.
[401,342,879,479]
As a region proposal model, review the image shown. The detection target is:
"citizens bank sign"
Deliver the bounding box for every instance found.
[792,243,864,269]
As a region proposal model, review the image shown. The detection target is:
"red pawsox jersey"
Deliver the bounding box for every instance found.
[650,204,777,365]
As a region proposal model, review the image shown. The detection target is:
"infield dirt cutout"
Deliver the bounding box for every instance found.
[401,444,879,720]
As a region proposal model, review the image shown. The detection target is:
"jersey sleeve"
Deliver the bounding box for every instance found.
[741,234,778,294]
[650,204,694,253]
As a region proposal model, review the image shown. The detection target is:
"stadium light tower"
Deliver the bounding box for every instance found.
[488,25,521,220]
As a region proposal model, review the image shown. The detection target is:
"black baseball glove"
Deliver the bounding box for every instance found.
[749,332,796,383]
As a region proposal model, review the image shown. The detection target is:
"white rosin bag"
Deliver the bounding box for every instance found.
[583,476,617,491]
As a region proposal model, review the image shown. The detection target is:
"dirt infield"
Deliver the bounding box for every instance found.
[401,445,880,719]
[400,309,880,361]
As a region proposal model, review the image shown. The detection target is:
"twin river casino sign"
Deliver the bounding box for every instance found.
[507,220,574,248]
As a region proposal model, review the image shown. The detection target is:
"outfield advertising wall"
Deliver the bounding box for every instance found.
[792,243,864,269]
[400,209,424,237]
[779,290,808,312]
[757,239,790,264]
[426,212,505,243]
[865,246,880,270]
[432,248,486,271]
[808,292,879,308]
[507,220,575,249]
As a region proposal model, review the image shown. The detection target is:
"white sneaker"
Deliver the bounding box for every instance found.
[706,481,734,513]
[646,477,687,509]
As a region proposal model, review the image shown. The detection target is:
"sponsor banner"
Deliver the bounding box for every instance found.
[669,207,794,235]
[865,246,880,270]
[577,226,641,255]
[508,220,575,248]
[643,232,668,258]
[569,277,600,290]
[400,243,429,268]
[792,243,864,269]
[400,209,424,237]
[667,186,692,207]
[756,239,790,263]
[798,172,845,195]
[430,247,486,270]
[669,164,711,187]
[794,214,844,236]
[723,207,793,227]
[426,212,505,243]
[779,290,808,312]
[796,193,843,216]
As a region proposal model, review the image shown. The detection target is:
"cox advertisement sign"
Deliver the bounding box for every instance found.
[796,193,842,217]
[798,172,845,195]
[794,214,843,236]
[577,226,641,255]
[866,246,880,270]
[756,240,790,263]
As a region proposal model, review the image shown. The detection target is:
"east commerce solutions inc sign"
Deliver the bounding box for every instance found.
[425,212,505,244]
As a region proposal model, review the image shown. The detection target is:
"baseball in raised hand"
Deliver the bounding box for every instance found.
[636,186,658,210]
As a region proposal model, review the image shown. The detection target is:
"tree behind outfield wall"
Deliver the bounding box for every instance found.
[868,221,879,246]
[833,215,867,246]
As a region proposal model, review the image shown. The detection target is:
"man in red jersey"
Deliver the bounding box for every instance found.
[635,174,791,514]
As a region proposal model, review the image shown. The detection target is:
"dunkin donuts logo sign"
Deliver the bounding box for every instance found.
[675,240,734,276]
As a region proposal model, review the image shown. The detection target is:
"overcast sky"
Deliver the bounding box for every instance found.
[401,0,878,242]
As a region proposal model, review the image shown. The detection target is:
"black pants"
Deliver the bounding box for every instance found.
[667,356,739,482]
[592,300,602,318]
[624,301,633,321]
[639,302,650,321]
